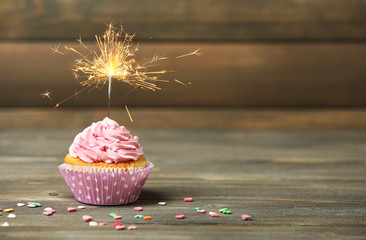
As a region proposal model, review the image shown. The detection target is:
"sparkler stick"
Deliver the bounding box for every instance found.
[108,75,112,117]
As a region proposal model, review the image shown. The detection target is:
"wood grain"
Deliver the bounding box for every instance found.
[0,109,365,239]
[0,0,365,41]
[0,42,366,107]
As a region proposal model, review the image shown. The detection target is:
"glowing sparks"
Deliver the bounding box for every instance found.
[174,79,188,86]
[41,91,53,101]
[125,105,133,122]
[176,48,202,59]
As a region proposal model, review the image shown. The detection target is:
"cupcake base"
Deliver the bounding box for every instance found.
[58,161,154,205]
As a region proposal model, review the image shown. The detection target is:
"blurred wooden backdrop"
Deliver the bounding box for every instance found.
[0,0,365,108]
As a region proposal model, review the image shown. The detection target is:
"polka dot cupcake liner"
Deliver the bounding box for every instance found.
[58,161,153,205]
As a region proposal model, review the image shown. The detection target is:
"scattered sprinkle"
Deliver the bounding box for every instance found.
[83,217,93,222]
[67,207,77,212]
[115,225,125,230]
[219,208,228,213]
[184,197,193,202]
[89,221,98,226]
[143,216,152,220]
[196,209,206,213]
[134,215,144,219]
[27,202,34,205]
[28,204,37,208]
[17,203,25,207]
[241,215,252,221]
[0,209,2,212]
[194,207,202,210]
[7,214,16,219]
[4,209,13,213]
[1,222,9,227]
[44,207,53,211]
[128,225,137,230]
[113,215,122,220]
[78,206,86,209]
[134,207,143,211]
[175,214,185,219]
[33,203,42,207]
[210,213,220,217]
[158,202,166,206]
[109,213,118,217]
[98,222,108,226]
[223,210,231,214]
[209,212,217,215]
[113,222,123,227]
[43,211,53,216]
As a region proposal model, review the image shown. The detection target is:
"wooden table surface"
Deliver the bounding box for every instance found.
[0,108,365,239]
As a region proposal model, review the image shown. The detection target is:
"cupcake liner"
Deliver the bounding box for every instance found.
[58,161,153,205]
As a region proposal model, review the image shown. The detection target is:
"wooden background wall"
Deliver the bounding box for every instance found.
[0,0,365,107]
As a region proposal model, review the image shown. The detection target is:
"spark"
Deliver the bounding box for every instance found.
[176,48,202,59]
[125,105,133,122]
[174,79,187,86]
[51,42,64,55]
[41,91,53,101]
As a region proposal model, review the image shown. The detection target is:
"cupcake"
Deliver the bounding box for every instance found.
[58,117,153,205]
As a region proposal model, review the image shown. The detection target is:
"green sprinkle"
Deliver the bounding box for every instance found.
[109,213,118,217]
[219,208,228,213]
[28,204,37,208]
[223,210,231,214]
[194,207,202,210]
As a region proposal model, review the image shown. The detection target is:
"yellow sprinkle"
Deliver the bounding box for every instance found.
[4,208,13,212]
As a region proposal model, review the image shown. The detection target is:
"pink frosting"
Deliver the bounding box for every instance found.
[69,117,143,163]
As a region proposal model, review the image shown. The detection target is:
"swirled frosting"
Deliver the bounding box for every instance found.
[69,117,143,163]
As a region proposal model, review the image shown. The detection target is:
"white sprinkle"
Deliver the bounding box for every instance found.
[89,221,98,226]
[78,206,86,209]
[209,212,217,215]
[1,222,9,227]
[17,203,25,207]
[8,214,16,219]
[158,202,166,206]
[44,207,53,211]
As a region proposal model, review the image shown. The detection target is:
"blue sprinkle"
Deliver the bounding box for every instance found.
[33,203,42,207]
[134,215,144,219]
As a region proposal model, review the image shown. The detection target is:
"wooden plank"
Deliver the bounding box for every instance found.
[0,109,365,239]
[0,42,366,107]
[0,0,365,41]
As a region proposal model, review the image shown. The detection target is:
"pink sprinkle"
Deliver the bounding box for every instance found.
[128,225,137,230]
[98,222,108,226]
[242,215,252,221]
[134,207,143,211]
[196,209,206,213]
[0,209,2,212]
[210,214,220,217]
[115,225,125,230]
[46,209,56,213]
[175,214,185,219]
[184,197,193,202]
[67,207,76,212]
[43,211,53,216]
[83,217,93,222]
[113,215,122,219]
[27,202,33,205]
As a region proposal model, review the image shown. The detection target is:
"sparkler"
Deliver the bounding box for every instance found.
[47,23,200,119]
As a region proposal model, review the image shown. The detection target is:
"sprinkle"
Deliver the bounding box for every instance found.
[33,203,42,207]
[158,202,166,206]
[47,209,56,213]
[98,222,108,226]
[0,213,1,216]
[196,209,206,213]
[115,225,125,230]
[209,212,217,215]
[67,207,77,212]
[223,210,231,214]
[17,203,25,207]
[0,209,2,211]
[78,206,86,209]
[219,208,228,213]
[28,204,36,208]
[194,207,202,210]
[89,221,98,226]
[44,207,53,211]
[4,209,13,213]
[134,215,144,219]
[143,216,152,220]
[241,215,252,221]
[109,213,118,217]
[134,207,143,211]
[43,211,53,216]
[27,202,34,205]
[113,222,123,227]
[83,217,93,222]
[128,225,137,230]
[1,222,9,227]
[184,197,193,202]
[113,215,122,219]
[8,214,16,219]
[175,214,185,219]
[210,214,220,217]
